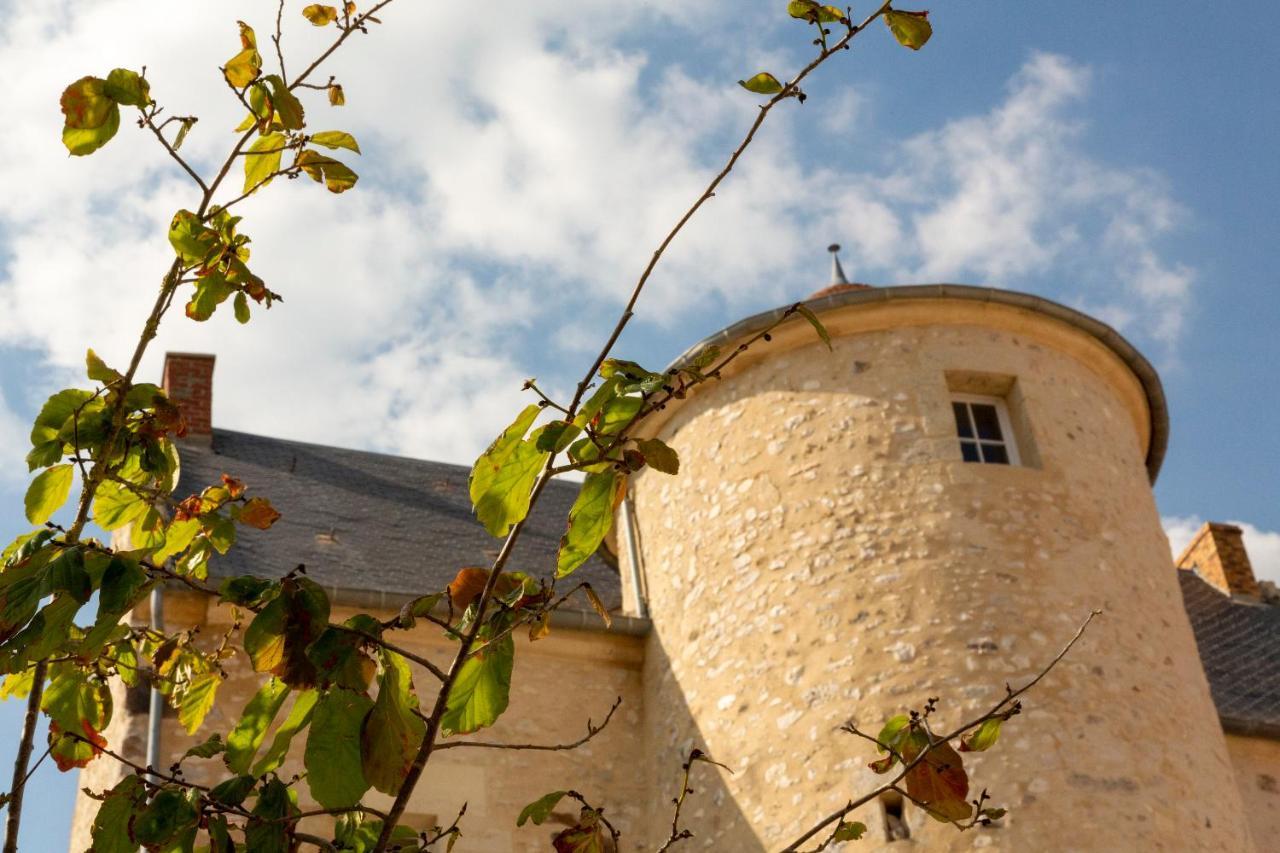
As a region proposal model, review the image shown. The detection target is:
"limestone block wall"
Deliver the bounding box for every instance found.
[623,300,1253,851]
[70,594,647,853]
[1225,733,1280,848]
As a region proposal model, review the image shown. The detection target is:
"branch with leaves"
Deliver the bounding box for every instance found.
[0,3,1081,852]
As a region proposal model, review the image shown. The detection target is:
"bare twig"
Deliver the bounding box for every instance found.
[780,611,1101,852]
[437,696,621,752]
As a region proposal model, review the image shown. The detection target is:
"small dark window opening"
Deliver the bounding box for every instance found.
[881,790,910,840]
[952,396,1018,465]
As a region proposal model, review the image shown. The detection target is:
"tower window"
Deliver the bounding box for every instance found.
[951,394,1020,466]
[880,790,910,840]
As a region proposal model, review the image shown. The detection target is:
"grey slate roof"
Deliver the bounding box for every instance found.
[175,429,621,613]
[1179,570,1280,738]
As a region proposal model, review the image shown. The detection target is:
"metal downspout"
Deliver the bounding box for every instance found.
[145,586,163,782]
[620,495,649,619]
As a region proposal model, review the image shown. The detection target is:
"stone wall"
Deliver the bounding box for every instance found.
[69,593,647,852]
[1225,733,1280,849]
[623,299,1254,851]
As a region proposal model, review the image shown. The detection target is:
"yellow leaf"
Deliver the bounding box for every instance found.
[302,4,339,25]
[884,9,932,50]
[328,83,346,106]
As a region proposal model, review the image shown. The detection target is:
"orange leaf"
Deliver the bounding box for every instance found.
[448,567,490,610]
[904,740,971,822]
[239,497,281,530]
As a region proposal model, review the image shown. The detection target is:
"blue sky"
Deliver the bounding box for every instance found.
[1,1,1278,847]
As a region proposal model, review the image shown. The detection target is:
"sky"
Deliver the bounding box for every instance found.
[0,0,1278,848]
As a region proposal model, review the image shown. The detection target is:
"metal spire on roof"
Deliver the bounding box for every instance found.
[828,243,849,285]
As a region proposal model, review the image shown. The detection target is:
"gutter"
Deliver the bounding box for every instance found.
[145,587,164,785]
[666,284,1169,483]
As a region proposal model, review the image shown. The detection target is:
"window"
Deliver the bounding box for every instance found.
[951,394,1020,466]
[880,790,910,840]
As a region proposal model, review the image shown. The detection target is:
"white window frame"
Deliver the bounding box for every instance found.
[950,393,1021,466]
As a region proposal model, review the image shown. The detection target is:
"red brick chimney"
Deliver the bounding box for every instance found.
[1175,522,1260,598]
[161,352,215,443]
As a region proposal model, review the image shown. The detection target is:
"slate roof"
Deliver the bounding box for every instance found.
[175,429,621,613]
[1179,570,1280,738]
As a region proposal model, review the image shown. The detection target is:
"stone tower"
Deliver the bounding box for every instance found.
[619,282,1256,850]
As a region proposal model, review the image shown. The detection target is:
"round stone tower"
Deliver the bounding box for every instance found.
[619,282,1254,851]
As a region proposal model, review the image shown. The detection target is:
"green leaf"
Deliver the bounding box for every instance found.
[91,479,149,531]
[469,404,547,538]
[738,72,784,95]
[82,555,146,655]
[24,464,74,526]
[244,131,286,193]
[245,778,295,853]
[234,292,251,324]
[311,130,361,153]
[794,303,832,350]
[305,688,374,808]
[252,688,319,776]
[556,471,621,578]
[296,149,359,193]
[219,575,274,607]
[361,651,425,795]
[185,273,236,321]
[534,420,582,453]
[306,626,375,691]
[133,788,198,846]
[303,4,340,25]
[244,577,329,687]
[168,210,220,265]
[959,716,1004,752]
[30,388,92,450]
[60,76,121,156]
[884,9,932,50]
[85,349,121,384]
[173,118,195,150]
[208,774,256,807]
[876,714,911,752]
[90,775,147,853]
[181,733,226,761]
[41,664,111,769]
[225,677,291,774]
[832,821,867,841]
[174,671,221,734]
[635,437,679,474]
[263,75,305,131]
[573,376,621,428]
[104,68,151,107]
[440,632,513,737]
[517,791,567,826]
[26,441,63,471]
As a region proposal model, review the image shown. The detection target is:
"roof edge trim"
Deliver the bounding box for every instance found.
[667,284,1168,483]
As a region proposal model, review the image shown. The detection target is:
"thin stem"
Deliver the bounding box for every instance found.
[2,661,46,852]
[436,696,621,752]
[779,610,1100,852]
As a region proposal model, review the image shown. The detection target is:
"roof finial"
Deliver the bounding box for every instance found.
[828,243,849,285]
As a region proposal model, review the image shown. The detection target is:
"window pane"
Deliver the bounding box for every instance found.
[980,442,1009,464]
[952,402,974,439]
[971,403,1003,441]
[960,441,981,462]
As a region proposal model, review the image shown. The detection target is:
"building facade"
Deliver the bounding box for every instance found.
[70,280,1279,851]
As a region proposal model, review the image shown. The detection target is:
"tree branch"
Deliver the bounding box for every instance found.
[436,696,621,752]
[2,661,46,851]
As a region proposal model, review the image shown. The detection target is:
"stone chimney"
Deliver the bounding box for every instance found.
[161,352,215,443]
[1175,522,1260,598]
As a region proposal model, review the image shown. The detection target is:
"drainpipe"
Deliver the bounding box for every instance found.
[145,586,163,783]
[620,495,649,619]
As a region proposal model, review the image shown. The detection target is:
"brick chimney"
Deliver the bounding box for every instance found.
[1175,522,1260,598]
[161,352,215,443]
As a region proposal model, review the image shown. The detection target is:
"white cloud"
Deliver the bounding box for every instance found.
[1164,515,1280,587]
[0,5,1198,468]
